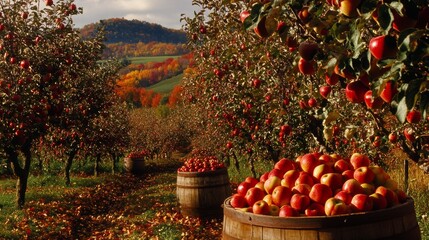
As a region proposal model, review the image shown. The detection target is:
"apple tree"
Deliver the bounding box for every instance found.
[0,0,114,208]
[182,0,428,175]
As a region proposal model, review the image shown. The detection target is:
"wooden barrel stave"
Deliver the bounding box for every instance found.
[124,157,145,174]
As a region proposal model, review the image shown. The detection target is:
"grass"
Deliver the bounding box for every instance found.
[128,55,180,65]
[147,73,183,94]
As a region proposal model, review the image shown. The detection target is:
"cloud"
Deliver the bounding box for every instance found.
[72,0,199,29]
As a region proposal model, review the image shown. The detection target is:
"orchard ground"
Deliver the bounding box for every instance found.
[0,151,428,239]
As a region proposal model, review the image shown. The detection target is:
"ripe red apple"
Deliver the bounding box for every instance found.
[245,177,259,187]
[364,90,384,109]
[324,197,350,216]
[342,178,364,195]
[279,205,299,217]
[264,176,281,194]
[380,81,398,103]
[351,193,373,212]
[404,128,416,142]
[45,0,53,6]
[354,166,375,184]
[361,183,376,195]
[369,35,397,60]
[298,58,316,75]
[341,169,354,181]
[259,171,269,182]
[320,173,343,193]
[349,153,370,169]
[298,40,319,60]
[392,10,417,32]
[254,181,265,191]
[272,185,293,207]
[309,183,333,204]
[319,85,332,99]
[268,168,285,179]
[263,194,274,205]
[313,163,333,180]
[305,202,325,216]
[245,187,266,206]
[299,153,319,173]
[20,60,30,69]
[307,98,318,108]
[375,186,399,207]
[281,169,300,188]
[69,3,77,11]
[252,200,271,215]
[231,194,248,208]
[295,171,315,187]
[345,80,369,103]
[388,132,398,144]
[237,181,252,197]
[369,192,387,210]
[319,154,336,168]
[290,193,311,213]
[334,190,353,205]
[292,183,311,195]
[334,159,352,173]
[406,109,421,123]
[369,166,390,186]
[325,72,340,85]
[239,10,250,23]
[395,189,408,203]
[275,158,295,173]
[269,204,280,216]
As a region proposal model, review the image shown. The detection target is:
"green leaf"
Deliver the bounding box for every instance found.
[395,96,408,123]
[420,91,429,120]
[377,5,393,33]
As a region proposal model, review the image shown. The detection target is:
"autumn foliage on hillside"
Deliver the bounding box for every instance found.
[115,54,193,107]
[103,42,188,58]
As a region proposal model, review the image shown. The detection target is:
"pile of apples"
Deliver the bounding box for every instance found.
[177,156,226,172]
[230,152,408,217]
[127,150,149,159]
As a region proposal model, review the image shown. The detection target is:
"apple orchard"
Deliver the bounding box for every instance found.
[182,0,428,177]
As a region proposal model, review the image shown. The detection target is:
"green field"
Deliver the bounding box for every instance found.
[147,73,183,94]
[128,55,180,64]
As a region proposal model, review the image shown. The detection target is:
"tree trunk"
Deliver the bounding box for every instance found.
[7,144,32,209]
[94,153,101,177]
[111,152,117,174]
[65,150,77,186]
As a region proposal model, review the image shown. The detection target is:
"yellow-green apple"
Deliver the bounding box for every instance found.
[353,166,375,184]
[342,178,364,195]
[351,193,373,212]
[269,204,280,216]
[349,153,370,169]
[395,189,408,203]
[292,183,311,195]
[252,200,271,215]
[384,178,398,191]
[369,166,390,186]
[275,158,295,172]
[259,171,269,182]
[254,182,265,191]
[282,169,300,188]
[263,194,274,206]
[345,80,369,103]
[339,0,362,17]
[305,202,325,216]
[245,176,259,187]
[245,187,266,206]
[320,173,343,192]
[334,190,353,204]
[324,197,350,216]
[272,185,293,207]
[360,183,375,195]
[341,169,355,181]
[319,154,336,167]
[313,163,333,180]
[295,171,315,187]
[231,194,248,208]
[375,186,399,207]
[290,194,311,213]
[279,205,299,217]
[309,183,333,205]
[264,176,282,194]
[237,181,252,197]
[299,153,319,173]
[369,35,398,60]
[369,192,387,210]
[334,159,352,173]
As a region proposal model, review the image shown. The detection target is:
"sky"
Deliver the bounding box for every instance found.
[72,0,200,30]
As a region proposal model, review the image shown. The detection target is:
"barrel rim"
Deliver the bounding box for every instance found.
[223,196,416,229]
[177,167,228,177]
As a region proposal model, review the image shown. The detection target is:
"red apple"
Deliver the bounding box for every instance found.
[281,169,300,188]
[263,194,274,206]
[252,200,271,215]
[253,16,269,38]
[319,85,332,99]
[245,177,260,187]
[334,190,353,205]
[324,197,350,216]
[325,72,340,85]
[320,173,343,193]
[369,192,387,210]
[298,58,316,75]
[239,10,250,23]
[313,163,333,181]
[354,166,375,184]
[275,158,295,173]
[295,171,315,187]
[334,159,352,173]
[349,153,370,169]
[309,183,333,204]
[395,189,408,203]
[245,187,266,206]
[404,128,416,142]
[272,185,293,207]
[45,0,53,6]
[299,153,319,173]
[231,194,248,208]
[254,181,265,191]
[342,178,364,195]
[351,193,373,212]
[369,35,397,60]
[290,194,311,213]
[268,168,285,179]
[305,202,325,216]
[264,176,281,194]
[364,90,384,109]
[339,0,361,17]
[318,154,336,168]
[380,81,398,103]
[345,80,369,103]
[406,109,421,123]
[20,60,30,69]
[375,186,399,207]
[237,181,252,197]
[342,169,355,181]
[292,183,311,195]
[369,166,390,186]
[259,171,269,182]
[279,205,299,217]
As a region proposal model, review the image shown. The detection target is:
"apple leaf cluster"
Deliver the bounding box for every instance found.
[182,0,429,171]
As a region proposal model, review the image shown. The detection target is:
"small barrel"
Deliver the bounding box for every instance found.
[124,157,145,175]
[177,168,231,218]
[222,197,421,240]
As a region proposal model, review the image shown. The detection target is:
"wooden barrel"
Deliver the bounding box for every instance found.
[124,157,145,174]
[177,168,231,218]
[223,197,421,240]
